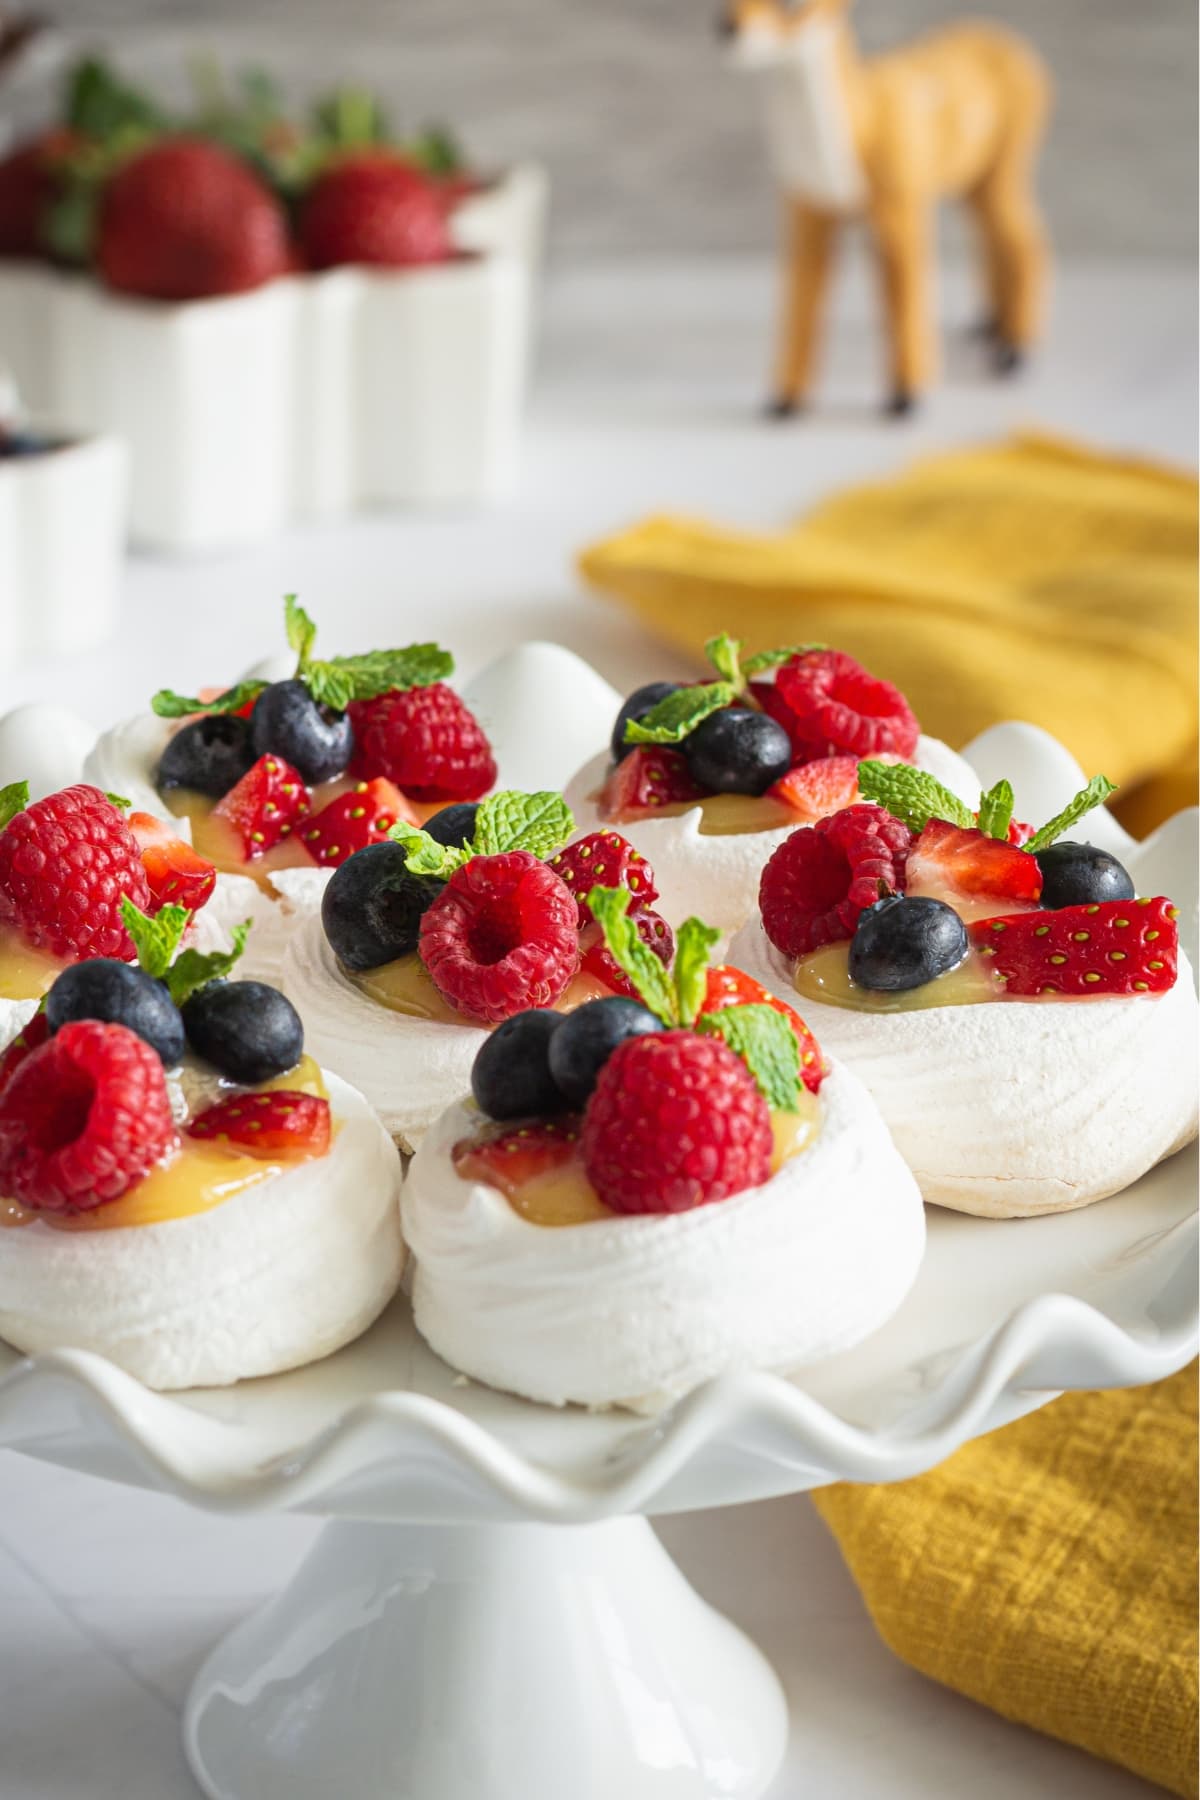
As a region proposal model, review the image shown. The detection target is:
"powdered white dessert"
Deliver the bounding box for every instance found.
[728,916,1199,1217]
[403,1063,925,1410]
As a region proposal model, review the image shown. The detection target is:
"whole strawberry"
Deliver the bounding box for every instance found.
[0,784,151,963]
[0,129,77,258]
[299,153,452,270]
[97,137,292,301]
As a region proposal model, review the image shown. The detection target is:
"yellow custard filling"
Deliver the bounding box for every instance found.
[352,953,614,1024]
[793,940,1005,1013]
[0,932,66,1002]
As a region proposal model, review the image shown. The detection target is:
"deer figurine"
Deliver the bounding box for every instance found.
[721,0,1051,415]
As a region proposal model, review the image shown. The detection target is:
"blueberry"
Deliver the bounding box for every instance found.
[1035,841,1134,910]
[424,803,480,849]
[321,841,446,972]
[181,980,304,1084]
[46,960,186,1065]
[250,679,354,785]
[683,708,791,796]
[610,682,683,764]
[547,996,663,1108]
[157,713,256,797]
[849,895,969,993]
[471,1010,567,1120]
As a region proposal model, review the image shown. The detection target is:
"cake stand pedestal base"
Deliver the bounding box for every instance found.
[183,1515,788,1800]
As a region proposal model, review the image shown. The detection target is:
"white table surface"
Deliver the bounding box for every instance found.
[0,247,1192,1799]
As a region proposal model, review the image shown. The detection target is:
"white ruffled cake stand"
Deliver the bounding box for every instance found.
[0,690,1195,1800]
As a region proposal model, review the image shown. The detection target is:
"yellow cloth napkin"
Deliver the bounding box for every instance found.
[579,432,1198,830]
[812,1366,1199,1797]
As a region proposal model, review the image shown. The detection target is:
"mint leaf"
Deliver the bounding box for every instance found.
[585,886,678,1026]
[151,679,267,719]
[0,781,30,830]
[284,593,318,668]
[120,898,189,981]
[303,643,453,711]
[166,920,252,1008]
[1024,775,1117,854]
[105,792,131,810]
[698,1003,802,1112]
[976,779,1014,842]
[623,681,737,746]
[742,643,823,676]
[673,916,721,1026]
[471,791,574,861]
[388,819,464,879]
[705,632,743,686]
[857,761,975,832]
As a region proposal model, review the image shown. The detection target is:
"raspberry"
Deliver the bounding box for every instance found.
[188,1091,331,1158]
[0,1021,178,1212]
[0,1010,50,1097]
[759,803,914,960]
[582,1030,772,1215]
[419,852,580,1024]
[348,684,497,803]
[548,831,658,925]
[0,785,151,964]
[579,909,674,1000]
[768,651,920,762]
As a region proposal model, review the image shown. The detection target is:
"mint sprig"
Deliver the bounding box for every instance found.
[856,761,975,832]
[697,1003,802,1113]
[585,887,678,1025]
[623,633,822,748]
[390,790,575,880]
[741,643,823,677]
[673,916,722,1026]
[1024,775,1117,854]
[976,779,1014,841]
[152,678,267,720]
[120,898,190,980]
[0,781,30,831]
[166,920,252,1007]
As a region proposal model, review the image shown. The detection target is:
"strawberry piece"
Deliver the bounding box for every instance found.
[971,896,1180,997]
[299,153,452,269]
[299,779,417,869]
[598,747,704,822]
[770,755,862,821]
[702,964,827,1093]
[905,820,1042,920]
[0,128,78,258]
[187,1090,331,1158]
[579,909,674,999]
[129,812,217,914]
[0,1010,50,1097]
[452,1115,583,1200]
[213,755,311,862]
[766,652,920,762]
[548,831,658,925]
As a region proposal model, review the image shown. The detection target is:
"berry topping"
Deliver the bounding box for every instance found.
[547,996,663,1109]
[0,784,151,964]
[770,650,920,762]
[770,755,863,821]
[597,746,703,821]
[759,804,914,961]
[157,713,257,798]
[849,895,970,993]
[904,820,1042,918]
[129,812,217,915]
[0,1011,50,1097]
[187,1091,331,1159]
[579,909,674,1000]
[299,153,452,270]
[321,842,446,972]
[181,979,305,1085]
[683,708,791,796]
[582,1031,773,1215]
[453,1116,583,1200]
[471,1010,568,1122]
[46,959,185,1066]
[301,778,414,868]
[1033,842,1135,910]
[548,831,659,925]
[0,1021,178,1212]
[213,754,311,861]
[702,964,826,1093]
[970,897,1179,997]
[348,683,497,803]
[424,803,481,849]
[419,852,580,1025]
[250,679,355,785]
[610,682,685,764]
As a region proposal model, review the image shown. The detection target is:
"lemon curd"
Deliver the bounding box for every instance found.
[0,932,65,1002]
[352,954,614,1024]
[793,940,1004,1013]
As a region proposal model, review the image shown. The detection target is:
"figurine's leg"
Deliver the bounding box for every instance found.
[870,193,934,413]
[976,153,1048,369]
[768,199,837,416]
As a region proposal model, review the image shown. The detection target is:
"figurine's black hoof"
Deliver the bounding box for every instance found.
[993,342,1025,376]
[764,394,802,420]
[885,390,916,418]
[968,315,1001,342]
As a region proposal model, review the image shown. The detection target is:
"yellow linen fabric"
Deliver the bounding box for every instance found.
[579,433,1198,829]
[812,1366,1199,1797]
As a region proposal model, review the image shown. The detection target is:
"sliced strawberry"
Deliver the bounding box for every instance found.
[598,747,704,822]
[971,896,1179,997]
[548,831,658,925]
[187,1090,331,1157]
[0,1010,50,1098]
[702,965,827,1093]
[904,819,1042,921]
[299,779,417,869]
[770,755,861,822]
[579,910,674,999]
[213,754,311,861]
[452,1116,584,1199]
[129,812,217,913]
